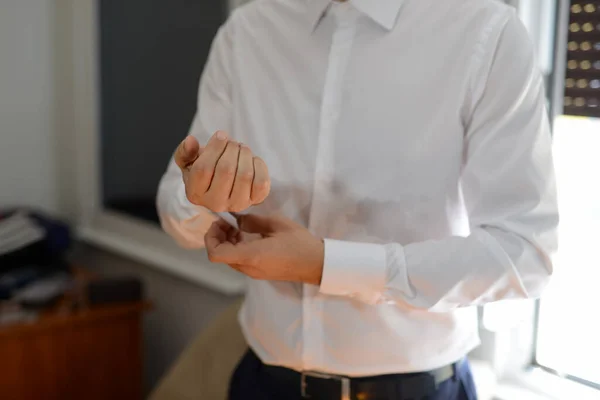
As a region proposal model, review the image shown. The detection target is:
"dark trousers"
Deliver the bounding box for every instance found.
[229,350,478,400]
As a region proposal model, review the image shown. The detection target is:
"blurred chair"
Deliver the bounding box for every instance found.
[149,299,245,400]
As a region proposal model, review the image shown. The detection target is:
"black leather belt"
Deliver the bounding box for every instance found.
[257,352,461,400]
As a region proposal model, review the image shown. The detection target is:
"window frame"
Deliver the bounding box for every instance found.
[531,0,596,384]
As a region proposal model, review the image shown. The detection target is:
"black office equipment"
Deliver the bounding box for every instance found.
[87,277,144,306]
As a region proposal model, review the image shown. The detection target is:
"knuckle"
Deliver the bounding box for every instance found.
[228,202,249,213]
[237,169,254,182]
[226,140,240,149]
[252,180,270,200]
[240,146,253,156]
[216,162,236,177]
[207,251,219,263]
[194,166,212,178]
[191,162,213,178]
[207,200,227,213]
[254,157,268,170]
[253,179,269,189]
[185,188,203,205]
[252,195,267,206]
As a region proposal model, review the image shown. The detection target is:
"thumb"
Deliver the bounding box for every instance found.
[175,136,202,169]
[237,214,291,235]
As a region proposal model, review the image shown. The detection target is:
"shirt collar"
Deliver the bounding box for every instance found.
[306,0,405,32]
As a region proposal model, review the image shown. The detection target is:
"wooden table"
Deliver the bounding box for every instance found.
[0,268,151,400]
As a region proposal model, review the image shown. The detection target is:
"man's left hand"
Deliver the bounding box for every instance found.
[204,215,324,285]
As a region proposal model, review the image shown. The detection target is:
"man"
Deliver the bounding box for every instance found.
[157,0,559,399]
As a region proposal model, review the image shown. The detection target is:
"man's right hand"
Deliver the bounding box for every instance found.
[174,131,270,213]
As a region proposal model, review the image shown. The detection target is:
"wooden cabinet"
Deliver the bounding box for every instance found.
[0,273,150,400]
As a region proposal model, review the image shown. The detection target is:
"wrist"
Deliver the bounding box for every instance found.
[304,237,324,286]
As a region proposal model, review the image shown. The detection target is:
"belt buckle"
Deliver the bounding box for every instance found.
[301,371,351,400]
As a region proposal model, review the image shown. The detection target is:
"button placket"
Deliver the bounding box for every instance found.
[303,6,359,372]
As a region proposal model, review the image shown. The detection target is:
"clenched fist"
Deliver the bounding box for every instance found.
[175,131,270,213]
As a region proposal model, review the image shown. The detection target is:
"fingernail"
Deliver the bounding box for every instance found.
[240,143,249,149]
[217,131,227,141]
[183,138,188,152]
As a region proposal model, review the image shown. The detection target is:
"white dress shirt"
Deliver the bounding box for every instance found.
[157,0,559,376]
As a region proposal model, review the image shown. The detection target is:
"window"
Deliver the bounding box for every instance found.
[99,1,227,224]
[71,0,246,293]
[535,115,600,388]
[534,0,600,390]
[480,3,600,397]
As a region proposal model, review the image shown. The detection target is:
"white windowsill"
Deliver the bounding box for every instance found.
[77,211,247,295]
[495,368,600,400]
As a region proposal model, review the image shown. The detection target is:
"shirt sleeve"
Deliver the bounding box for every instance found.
[319,11,559,311]
[156,17,235,249]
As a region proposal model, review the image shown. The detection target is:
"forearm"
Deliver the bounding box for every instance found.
[320,220,557,311]
[316,10,560,313]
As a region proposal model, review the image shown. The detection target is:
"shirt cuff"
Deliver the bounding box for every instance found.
[319,239,387,304]
[175,183,211,219]
[160,184,217,248]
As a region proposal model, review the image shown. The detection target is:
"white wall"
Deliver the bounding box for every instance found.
[0,2,60,214]
[0,0,242,217]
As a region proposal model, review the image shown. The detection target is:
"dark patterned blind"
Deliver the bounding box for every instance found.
[563,2,600,118]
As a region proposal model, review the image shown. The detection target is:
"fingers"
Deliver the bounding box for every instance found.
[200,131,230,168]
[251,157,270,204]
[175,136,201,170]
[237,214,273,234]
[205,221,243,264]
[205,219,235,255]
[237,214,292,235]
[227,228,241,245]
[205,219,227,245]
[186,131,229,204]
[206,234,264,267]
[229,144,254,212]
[205,141,240,208]
[184,130,270,211]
